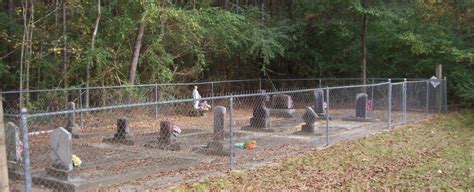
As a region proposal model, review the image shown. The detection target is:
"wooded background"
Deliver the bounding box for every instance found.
[0,0,472,104]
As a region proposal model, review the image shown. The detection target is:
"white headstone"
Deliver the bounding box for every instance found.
[50,127,73,171]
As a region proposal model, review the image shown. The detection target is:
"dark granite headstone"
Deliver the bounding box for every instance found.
[159,121,174,145]
[356,93,368,118]
[103,118,134,145]
[250,95,271,128]
[314,89,325,114]
[341,93,379,122]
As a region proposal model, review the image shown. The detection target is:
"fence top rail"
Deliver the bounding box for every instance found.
[24,81,391,118]
[0,77,426,94]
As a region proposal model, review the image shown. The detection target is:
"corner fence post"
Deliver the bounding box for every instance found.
[325,86,330,146]
[229,96,235,170]
[403,78,407,124]
[20,108,32,192]
[426,80,430,117]
[0,94,10,192]
[211,82,215,107]
[387,79,392,129]
[78,88,84,128]
[371,79,375,100]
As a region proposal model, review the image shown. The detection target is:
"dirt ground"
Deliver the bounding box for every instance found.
[8,105,427,191]
[177,112,473,191]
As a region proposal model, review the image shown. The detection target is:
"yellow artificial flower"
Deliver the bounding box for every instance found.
[72,154,82,167]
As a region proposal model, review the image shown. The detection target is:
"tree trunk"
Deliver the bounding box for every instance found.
[62,0,68,89]
[128,16,147,85]
[86,0,101,109]
[360,0,368,86]
[19,0,28,109]
[25,0,34,105]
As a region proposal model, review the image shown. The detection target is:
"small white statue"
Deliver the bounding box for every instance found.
[192,86,211,111]
[192,86,201,110]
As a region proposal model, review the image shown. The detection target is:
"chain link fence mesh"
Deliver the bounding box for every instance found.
[3,78,446,191]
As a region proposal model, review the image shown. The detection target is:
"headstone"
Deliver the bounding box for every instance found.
[144,120,181,151]
[356,93,368,118]
[159,121,174,145]
[249,95,271,128]
[271,94,293,109]
[5,122,21,162]
[66,102,80,136]
[203,106,227,154]
[269,94,295,118]
[341,93,379,122]
[5,122,22,172]
[212,106,226,141]
[47,127,73,180]
[103,118,134,145]
[314,89,325,114]
[301,107,318,133]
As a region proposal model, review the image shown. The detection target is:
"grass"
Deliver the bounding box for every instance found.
[175,111,474,191]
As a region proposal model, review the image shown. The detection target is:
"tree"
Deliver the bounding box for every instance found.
[86,0,101,108]
[129,13,147,85]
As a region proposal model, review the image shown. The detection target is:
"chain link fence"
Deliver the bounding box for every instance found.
[3,78,447,191]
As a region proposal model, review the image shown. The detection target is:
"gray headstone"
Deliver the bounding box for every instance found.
[302,107,318,125]
[213,106,226,141]
[301,107,318,133]
[5,122,21,162]
[314,89,325,114]
[50,127,73,171]
[66,102,80,134]
[356,93,368,118]
[159,121,174,144]
[250,95,271,128]
[114,118,131,139]
[271,94,293,109]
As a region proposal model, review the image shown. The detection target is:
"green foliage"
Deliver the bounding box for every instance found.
[450,69,474,103]
[0,0,472,104]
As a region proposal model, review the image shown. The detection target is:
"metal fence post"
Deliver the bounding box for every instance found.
[426,80,430,117]
[403,78,407,124]
[370,79,375,100]
[78,88,84,128]
[325,87,330,146]
[211,82,215,107]
[155,85,159,119]
[229,96,235,170]
[20,108,32,192]
[387,79,392,129]
[444,77,448,113]
[258,78,262,90]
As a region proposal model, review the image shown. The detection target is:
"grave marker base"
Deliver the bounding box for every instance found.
[269,109,295,118]
[341,116,380,122]
[301,124,317,133]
